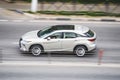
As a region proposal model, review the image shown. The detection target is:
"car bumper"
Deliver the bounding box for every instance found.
[19,41,30,52]
[20,44,28,52]
[87,44,96,51]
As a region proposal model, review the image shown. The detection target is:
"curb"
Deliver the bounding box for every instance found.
[35,17,120,22]
[25,13,120,22]
[12,10,24,14]
[9,9,24,14]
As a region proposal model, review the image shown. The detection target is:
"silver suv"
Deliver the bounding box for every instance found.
[19,25,96,56]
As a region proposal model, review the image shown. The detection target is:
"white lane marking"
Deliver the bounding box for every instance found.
[12,20,24,22]
[0,20,9,22]
[1,61,120,68]
[29,20,43,22]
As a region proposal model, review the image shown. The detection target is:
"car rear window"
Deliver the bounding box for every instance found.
[84,30,94,37]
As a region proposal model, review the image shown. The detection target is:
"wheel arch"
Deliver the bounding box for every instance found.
[29,44,44,52]
[73,44,88,51]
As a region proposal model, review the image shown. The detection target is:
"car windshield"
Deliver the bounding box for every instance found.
[37,26,53,37]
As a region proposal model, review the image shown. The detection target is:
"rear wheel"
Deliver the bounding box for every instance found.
[74,46,86,57]
[30,45,43,56]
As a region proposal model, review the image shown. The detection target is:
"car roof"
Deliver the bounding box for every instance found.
[74,25,89,33]
[52,25,89,33]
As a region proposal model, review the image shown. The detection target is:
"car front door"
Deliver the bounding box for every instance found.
[42,32,63,52]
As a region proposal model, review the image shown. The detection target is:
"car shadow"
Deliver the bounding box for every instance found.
[19,51,98,58]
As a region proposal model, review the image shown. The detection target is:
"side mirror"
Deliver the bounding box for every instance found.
[47,37,51,40]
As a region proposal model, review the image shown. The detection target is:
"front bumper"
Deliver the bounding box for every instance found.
[20,43,28,51]
[19,39,30,52]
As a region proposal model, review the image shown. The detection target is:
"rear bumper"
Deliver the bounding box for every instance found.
[87,44,96,51]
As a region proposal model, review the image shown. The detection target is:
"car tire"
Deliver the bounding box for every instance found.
[30,45,43,56]
[74,46,86,57]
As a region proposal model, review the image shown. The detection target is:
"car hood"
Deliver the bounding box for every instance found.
[22,30,39,40]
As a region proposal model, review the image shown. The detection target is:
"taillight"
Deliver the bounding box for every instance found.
[88,38,96,42]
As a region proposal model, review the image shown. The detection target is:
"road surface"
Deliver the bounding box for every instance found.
[0,64,120,80]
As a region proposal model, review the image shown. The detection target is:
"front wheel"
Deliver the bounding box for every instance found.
[30,45,43,56]
[74,46,86,57]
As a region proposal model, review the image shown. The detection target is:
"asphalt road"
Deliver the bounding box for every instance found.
[0,20,120,64]
[0,64,120,80]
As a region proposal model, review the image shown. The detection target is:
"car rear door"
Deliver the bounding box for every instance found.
[61,32,78,51]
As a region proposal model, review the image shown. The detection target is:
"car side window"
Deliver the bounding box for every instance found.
[64,32,77,38]
[77,34,84,37]
[49,32,63,39]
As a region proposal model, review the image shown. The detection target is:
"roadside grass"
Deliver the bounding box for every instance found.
[26,11,120,17]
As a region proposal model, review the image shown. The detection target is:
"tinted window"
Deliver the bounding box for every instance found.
[77,34,84,37]
[38,25,74,37]
[37,26,54,37]
[49,32,63,39]
[64,32,77,38]
[53,25,74,30]
[84,30,94,37]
